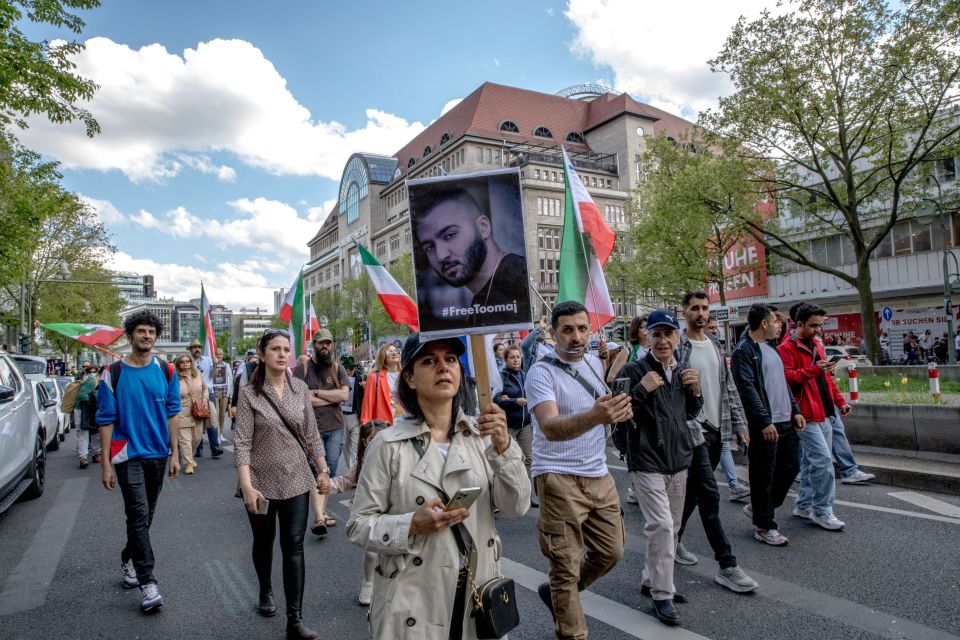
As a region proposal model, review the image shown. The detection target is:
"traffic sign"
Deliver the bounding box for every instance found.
[712,308,730,322]
[882,307,893,321]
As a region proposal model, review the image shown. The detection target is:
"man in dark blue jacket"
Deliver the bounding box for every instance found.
[731,303,806,546]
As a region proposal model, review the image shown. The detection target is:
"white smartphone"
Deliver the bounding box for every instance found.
[444,487,482,512]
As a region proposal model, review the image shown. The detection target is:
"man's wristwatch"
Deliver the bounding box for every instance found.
[319,468,330,475]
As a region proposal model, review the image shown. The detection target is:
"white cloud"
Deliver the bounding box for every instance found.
[128,196,340,259]
[440,98,463,116]
[546,7,555,16]
[17,37,427,183]
[565,0,774,117]
[108,251,280,310]
[79,195,125,224]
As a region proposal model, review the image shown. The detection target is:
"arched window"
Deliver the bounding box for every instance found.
[344,183,360,223]
[423,145,432,156]
[534,126,554,139]
[407,157,417,168]
[499,120,520,134]
[565,131,586,144]
[339,155,370,225]
[666,136,676,145]
[440,132,450,145]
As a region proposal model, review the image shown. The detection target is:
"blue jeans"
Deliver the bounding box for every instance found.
[795,420,835,515]
[829,412,859,478]
[319,428,344,477]
[719,440,740,488]
[195,390,221,454]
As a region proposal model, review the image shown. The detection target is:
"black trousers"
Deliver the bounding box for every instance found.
[116,457,167,585]
[247,491,309,616]
[677,430,737,569]
[747,421,801,531]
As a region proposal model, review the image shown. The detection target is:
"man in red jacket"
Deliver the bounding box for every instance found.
[778,303,850,531]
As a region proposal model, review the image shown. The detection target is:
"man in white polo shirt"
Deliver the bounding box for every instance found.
[526,301,633,640]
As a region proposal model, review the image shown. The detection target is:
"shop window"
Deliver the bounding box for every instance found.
[893,221,912,255]
[912,220,933,253]
[825,235,843,266]
[874,231,893,258]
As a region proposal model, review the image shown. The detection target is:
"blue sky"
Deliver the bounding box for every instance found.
[16,0,774,310]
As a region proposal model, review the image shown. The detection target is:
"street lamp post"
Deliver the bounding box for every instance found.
[920,174,960,365]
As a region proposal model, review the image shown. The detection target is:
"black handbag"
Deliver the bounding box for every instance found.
[410,438,519,639]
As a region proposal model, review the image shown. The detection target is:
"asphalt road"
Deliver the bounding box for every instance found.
[1,425,958,640]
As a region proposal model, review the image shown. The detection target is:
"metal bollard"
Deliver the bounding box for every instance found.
[848,362,859,401]
[928,361,941,402]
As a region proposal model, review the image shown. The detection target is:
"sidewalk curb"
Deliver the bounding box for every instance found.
[853,462,960,496]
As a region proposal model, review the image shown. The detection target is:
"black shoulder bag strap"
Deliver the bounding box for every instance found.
[541,355,602,400]
[262,391,318,479]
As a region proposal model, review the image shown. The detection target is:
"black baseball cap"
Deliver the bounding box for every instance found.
[401,333,465,369]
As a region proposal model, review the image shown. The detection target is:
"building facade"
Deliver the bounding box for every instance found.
[304,82,694,336]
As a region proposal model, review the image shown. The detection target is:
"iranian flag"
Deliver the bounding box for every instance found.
[558,147,616,331]
[358,243,419,331]
[40,323,124,346]
[198,283,217,358]
[304,302,320,345]
[278,270,306,356]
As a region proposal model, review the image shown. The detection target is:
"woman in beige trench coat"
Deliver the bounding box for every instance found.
[347,334,531,640]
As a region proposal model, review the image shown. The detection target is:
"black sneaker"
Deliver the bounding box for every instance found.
[641,584,687,603]
[538,582,555,622]
[195,449,203,458]
[211,448,224,458]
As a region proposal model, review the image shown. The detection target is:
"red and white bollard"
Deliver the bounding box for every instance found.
[848,362,859,401]
[928,361,941,401]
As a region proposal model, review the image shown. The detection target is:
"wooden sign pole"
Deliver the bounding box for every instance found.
[469,334,492,411]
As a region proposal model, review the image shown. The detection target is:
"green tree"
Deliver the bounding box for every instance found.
[36,262,122,360]
[216,330,231,356]
[0,0,100,136]
[1,192,115,349]
[703,0,960,362]
[234,334,258,356]
[631,131,757,306]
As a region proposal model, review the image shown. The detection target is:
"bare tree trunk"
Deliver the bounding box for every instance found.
[855,258,880,364]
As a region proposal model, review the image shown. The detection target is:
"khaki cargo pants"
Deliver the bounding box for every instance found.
[536,472,624,640]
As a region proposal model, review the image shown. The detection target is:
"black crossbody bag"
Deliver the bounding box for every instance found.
[235,391,318,499]
[410,438,519,640]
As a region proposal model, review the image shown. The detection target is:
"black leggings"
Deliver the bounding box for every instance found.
[247,491,309,615]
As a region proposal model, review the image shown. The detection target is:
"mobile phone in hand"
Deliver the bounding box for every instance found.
[256,496,270,516]
[612,377,631,396]
[444,487,482,512]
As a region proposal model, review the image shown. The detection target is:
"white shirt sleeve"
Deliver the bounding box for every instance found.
[524,364,556,411]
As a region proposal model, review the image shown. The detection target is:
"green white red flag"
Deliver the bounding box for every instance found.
[278,271,306,356]
[40,323,124,346]
[358,243,419,331]
[304,302,320,345]
[198,283,217,358]
[558,147,615,331]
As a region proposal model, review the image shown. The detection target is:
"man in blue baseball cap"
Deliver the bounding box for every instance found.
[619,309,703,627]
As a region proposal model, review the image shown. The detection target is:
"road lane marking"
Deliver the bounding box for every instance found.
[0,477,89,616]
[785,490,960,526]
[323,500,712,639]
[204,559,256,618]
[624,532,960,640]
[501,558,712,640]
[888,491,960,518]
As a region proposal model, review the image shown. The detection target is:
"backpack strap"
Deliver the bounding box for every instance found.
[540,356,602,400]
[109,356,172,392]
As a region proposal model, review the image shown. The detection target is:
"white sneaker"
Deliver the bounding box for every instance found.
[792,506,812,520]
[140,582,163,612]
[121,559,139,589]
[674,542,698,565]
[755,528,789,546]
[742,504,753,519]
[841,470,875,484]
[358,581,373,606]
[728,482,751,501]
[810,511,845,531]
[626,486,638,505]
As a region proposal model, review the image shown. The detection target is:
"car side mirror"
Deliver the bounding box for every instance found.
[0,386,14,403]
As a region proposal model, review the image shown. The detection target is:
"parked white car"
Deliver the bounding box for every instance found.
[0,350,46,513]
[28,380,60,451]
[824,345,871,373]
[39,378,69,441]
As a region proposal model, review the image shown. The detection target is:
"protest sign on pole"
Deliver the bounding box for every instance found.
[407,168,532,408]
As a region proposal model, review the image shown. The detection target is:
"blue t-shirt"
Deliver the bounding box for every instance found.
[96,358,181,463]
